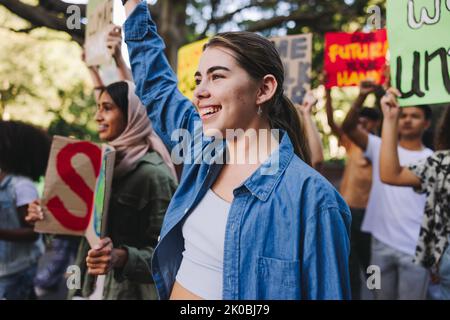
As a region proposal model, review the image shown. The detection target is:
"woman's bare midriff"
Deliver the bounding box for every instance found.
[170,281,204,300]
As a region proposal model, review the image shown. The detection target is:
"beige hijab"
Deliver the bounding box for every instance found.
[108,81,177,181]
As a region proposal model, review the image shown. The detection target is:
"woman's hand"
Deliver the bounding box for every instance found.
[296,91,317,116]
[86,237,128,276]
[381,87,401,121]
[106,25,123,60]
[25,199,44,225]
[105,24,132,80]
[359,79,378,96]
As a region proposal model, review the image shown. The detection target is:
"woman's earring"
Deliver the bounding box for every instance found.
[257,105,263,116]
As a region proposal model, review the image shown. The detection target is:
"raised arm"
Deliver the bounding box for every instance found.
[123,0,141,16]
[82,47,104,103]
[325,88,344,138]
[123,1,199,151]
[379,88,421,187]
[341,81,376,150]
[88,67,104,102]
[295,92,324,171]
[106,25,133,81]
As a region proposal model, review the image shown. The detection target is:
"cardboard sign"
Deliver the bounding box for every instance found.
[271,34,312,104]
[177,38,209,100]
[85,0,128,85]
[85,0,114,67]
[324,30,388,89]
[35,136,115,248]
[387,0,450,106]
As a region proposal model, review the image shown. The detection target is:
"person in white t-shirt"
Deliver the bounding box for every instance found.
[342,91,433,300]
[379,92,450,299]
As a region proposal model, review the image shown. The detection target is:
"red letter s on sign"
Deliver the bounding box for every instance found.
[47,142,101,231]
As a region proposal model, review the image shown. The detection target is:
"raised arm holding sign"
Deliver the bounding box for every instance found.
[387,0,450,106]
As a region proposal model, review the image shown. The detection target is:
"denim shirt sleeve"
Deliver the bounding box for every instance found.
[301,206,351,300]
[124,2,200,152]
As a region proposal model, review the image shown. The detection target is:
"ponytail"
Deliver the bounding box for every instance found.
[267,94,311,166]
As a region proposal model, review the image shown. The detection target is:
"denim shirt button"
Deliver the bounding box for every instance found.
[184,208,188,214]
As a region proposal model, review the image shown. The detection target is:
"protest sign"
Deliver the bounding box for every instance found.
[85,0,114,67]
[387,0,450,106]
[35,136,115,248]
[85,0,128,85]
[271,34,312,104]
[177,38,209,100]
[324,30,388,89]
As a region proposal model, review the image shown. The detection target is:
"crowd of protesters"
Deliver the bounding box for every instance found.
[1,0,449,300]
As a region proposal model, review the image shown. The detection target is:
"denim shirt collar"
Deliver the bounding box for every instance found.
[206,131,294,202]
[239,130,294,202]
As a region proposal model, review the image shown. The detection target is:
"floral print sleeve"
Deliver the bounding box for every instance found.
[408,157,431,194]
[407,151,450,269]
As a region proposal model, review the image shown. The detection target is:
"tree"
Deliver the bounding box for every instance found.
[0,0,385,69]
[0,0,387,161]
[0,0,86,44]
[0,4,94,127]
[47,82,98,140]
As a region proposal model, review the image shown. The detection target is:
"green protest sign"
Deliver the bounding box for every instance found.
[387,0,450,106]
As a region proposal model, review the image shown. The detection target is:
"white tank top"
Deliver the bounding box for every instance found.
[175,189,231,300]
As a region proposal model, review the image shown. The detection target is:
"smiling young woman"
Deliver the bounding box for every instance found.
[96,83,128,142]
[123,0,351,300]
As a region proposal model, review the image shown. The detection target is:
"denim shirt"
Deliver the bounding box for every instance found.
[124,2,351,300]
[0,176,44,277]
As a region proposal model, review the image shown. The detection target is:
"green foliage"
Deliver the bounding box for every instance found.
[0,0,390,159]
[47,83,98,141]
[0,6,96,139]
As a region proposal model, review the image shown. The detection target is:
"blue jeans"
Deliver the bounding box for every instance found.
[438,237,450,299]
[371,237,429,300]
[34,236,79,290]
[0,263,38,300]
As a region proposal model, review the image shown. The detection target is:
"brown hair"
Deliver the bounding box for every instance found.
[204,32,311,165]
[435,106,450,151]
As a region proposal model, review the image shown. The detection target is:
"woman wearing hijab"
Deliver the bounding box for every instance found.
[27,81,178,299]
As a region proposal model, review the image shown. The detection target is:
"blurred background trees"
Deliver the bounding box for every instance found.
[0,0,396,161]
[0,0,386,72]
